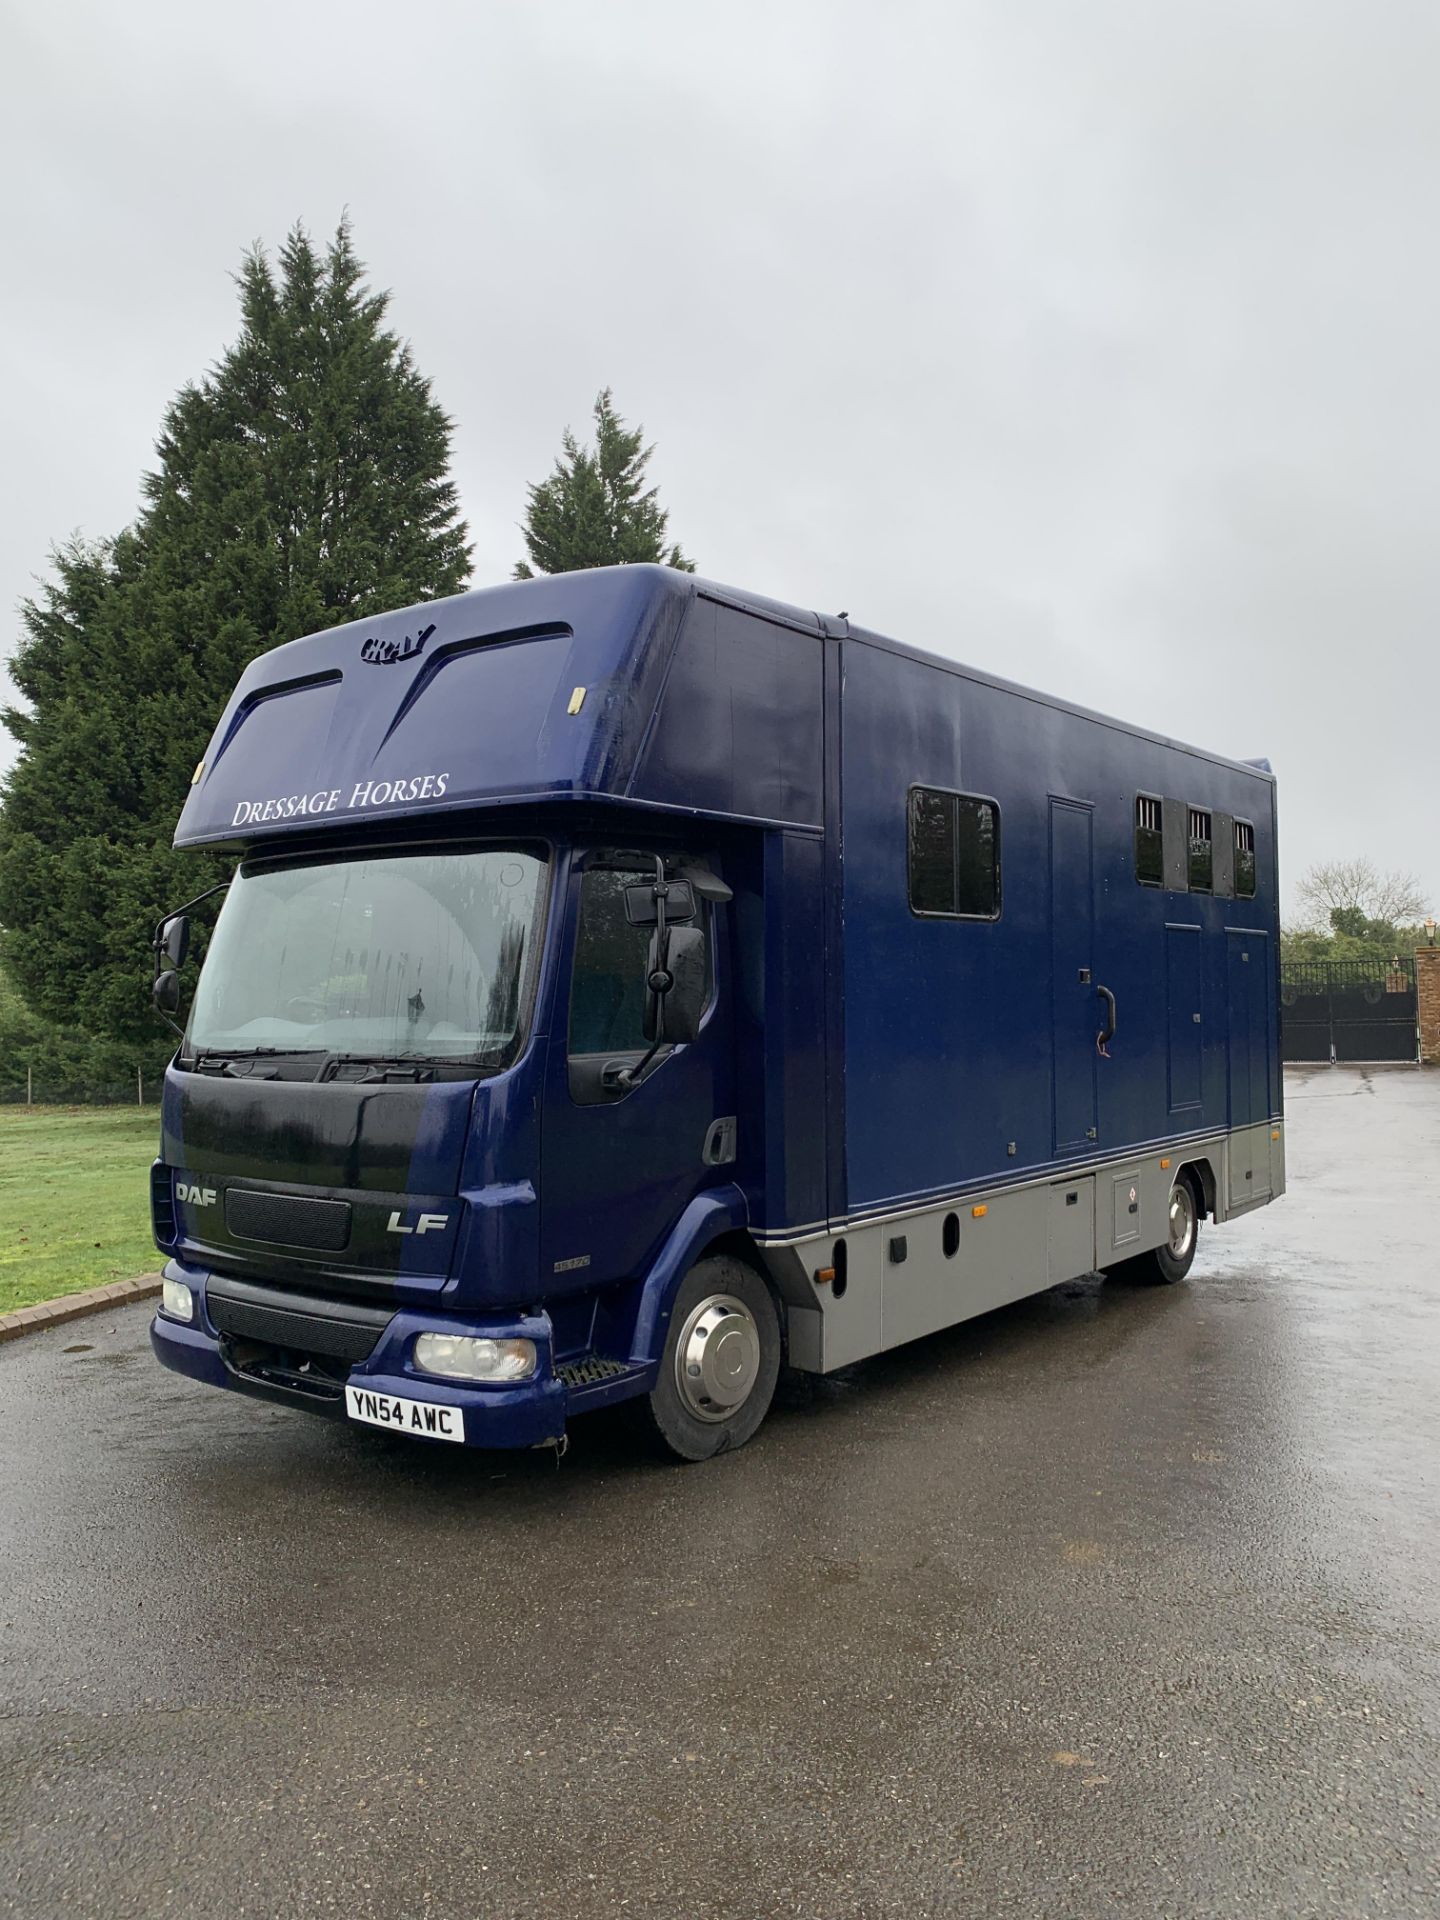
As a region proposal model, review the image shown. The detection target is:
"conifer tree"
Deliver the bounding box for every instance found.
[515,389,694,577]
[0,219,471,1043]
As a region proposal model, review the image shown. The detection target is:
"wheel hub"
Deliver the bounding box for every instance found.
[674,1294,761,1423]
[1168,1184,1196,1258]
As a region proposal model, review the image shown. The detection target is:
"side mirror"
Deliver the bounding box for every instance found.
[624,878,696,926]
[643,924,707,1045]
[153,969,182,1016]
[161,915,190,968]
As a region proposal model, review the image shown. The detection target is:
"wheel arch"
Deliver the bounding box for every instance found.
[1177,1156,1216,1220]
[628,1186,757,1369]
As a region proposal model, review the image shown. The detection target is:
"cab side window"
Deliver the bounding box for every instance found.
[569,860,713,1057]
[570,868,652,1054]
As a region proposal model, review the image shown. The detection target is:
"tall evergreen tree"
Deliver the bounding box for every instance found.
[515,388,694,577]
[0,219,471,1042]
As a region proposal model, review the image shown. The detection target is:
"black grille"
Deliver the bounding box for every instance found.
[207,1278,391,1363]
[225,1187,352,1252]
[151,1164,178,1248]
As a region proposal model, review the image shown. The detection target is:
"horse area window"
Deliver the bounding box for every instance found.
[1135,796,1163,887]
[1235,820,1256,898]
[909,788,1000,919]
[1188,808,1213,893]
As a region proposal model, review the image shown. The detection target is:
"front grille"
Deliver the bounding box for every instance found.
[225,1187,352,1252]
[207,1278,392,1363]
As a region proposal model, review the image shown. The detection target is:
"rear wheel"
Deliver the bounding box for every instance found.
[638,1255,781,1462]
[1119,1175,1200,1284]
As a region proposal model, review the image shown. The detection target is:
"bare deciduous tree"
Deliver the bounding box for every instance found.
[1294,859,1429,929]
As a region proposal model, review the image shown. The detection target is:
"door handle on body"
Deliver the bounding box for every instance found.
[1095,984,1117,1058]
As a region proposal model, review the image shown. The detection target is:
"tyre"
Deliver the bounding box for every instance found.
[637,1254,782,1462]
[1116,1174,1200,1285]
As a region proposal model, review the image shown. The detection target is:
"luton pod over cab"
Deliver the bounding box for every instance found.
[149,565,1283,1461]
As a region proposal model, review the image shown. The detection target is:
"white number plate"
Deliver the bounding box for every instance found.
[345,1385,464,1444]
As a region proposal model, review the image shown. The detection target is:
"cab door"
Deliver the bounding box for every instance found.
[539,847,736,1294]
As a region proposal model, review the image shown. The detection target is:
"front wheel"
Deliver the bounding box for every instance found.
[638,1255,781,1462]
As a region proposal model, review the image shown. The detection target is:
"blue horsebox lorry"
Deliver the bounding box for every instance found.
[148,565,1283,1461]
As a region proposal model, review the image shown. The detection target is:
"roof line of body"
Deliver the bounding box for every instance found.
[235,563,1275,788]
[688,572,1275,785]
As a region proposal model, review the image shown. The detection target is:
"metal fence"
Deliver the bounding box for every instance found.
[1280,956,1419,1063]
[0,1071,159,1107]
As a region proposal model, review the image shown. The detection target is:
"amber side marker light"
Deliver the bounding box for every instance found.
[971,1204,988,1219]
[814,1266,836,1287]
[1272,1129,1281,1140]
[1160,1158,1171,1170]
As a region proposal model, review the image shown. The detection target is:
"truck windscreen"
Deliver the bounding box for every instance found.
[186,846,546,1064]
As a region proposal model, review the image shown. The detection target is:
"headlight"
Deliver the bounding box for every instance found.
[413,1333,537,1383]
[161,1278,195,1323]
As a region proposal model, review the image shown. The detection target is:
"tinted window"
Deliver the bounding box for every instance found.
[1188,807,1213,893]
[569,868,652,1054]
[909,788,956,915]
[1135,796,1163,887]
[1235,820,1256,898]
[569,860,712,1054]
[908,789,1000,918]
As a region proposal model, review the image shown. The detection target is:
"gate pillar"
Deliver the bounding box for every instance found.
[1419,945,1440,1065]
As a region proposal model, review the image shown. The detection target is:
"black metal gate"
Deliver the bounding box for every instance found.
[1281,958,1419,1063]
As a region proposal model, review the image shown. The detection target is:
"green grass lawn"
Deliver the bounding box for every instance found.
[0,1106,161,1312]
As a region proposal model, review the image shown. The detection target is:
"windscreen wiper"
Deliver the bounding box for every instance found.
[191,1047,299,1078]
[316,1052,438,1084]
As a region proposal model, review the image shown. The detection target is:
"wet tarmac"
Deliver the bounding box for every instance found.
[2,1067,1437,1918]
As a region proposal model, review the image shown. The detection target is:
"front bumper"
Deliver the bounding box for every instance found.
[150,1261,567,1450]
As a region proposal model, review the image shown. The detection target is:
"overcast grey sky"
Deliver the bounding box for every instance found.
[3,0,1437,918]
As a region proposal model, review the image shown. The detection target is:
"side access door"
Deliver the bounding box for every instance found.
[539,847,737,1293]
[1048,797,1100,1155]
[1226,927,1274,1207]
